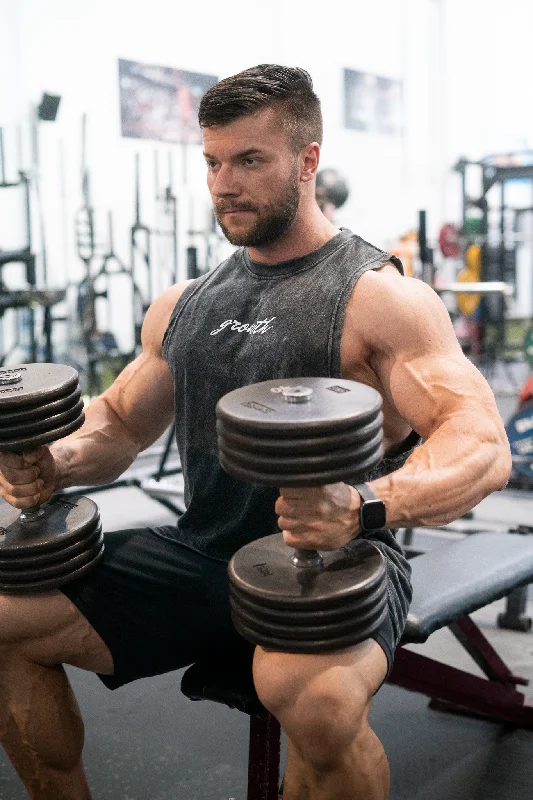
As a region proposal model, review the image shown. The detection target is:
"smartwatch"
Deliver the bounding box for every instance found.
[354,484,387,532]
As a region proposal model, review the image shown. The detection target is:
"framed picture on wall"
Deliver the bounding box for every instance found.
[344,68,403,136]
[118,59,217,144]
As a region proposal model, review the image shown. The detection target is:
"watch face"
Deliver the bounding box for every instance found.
[362,499,386,531]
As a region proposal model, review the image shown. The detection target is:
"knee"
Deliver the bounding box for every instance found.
[253,650,371,768]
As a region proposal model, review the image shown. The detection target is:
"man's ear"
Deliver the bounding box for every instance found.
[300,143,320,183]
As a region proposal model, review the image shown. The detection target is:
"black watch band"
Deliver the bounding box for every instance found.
[354,483,387,532]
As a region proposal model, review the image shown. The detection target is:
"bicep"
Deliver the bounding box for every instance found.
[363,276,504,439]
[101,352,175,451]
[97,283,187,449]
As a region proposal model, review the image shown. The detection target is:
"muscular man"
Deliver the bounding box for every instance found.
[0,65,510,800]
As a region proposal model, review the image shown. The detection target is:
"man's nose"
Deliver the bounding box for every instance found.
[210,165,240,198]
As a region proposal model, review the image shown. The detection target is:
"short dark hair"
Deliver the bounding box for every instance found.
[198,64,322,152]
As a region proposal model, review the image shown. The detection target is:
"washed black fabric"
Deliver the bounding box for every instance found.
[61,527,253,690]
[61,229,417,688]
[163,228,410,559]
[162,228,415,662]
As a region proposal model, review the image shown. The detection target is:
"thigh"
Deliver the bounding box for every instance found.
[60,525,246,689]
[254,638,388,709]
[0,589,114,674]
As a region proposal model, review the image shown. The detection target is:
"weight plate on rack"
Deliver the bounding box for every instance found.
[506,400,533,480]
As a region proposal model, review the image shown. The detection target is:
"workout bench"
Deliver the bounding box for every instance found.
[181,531,533,800]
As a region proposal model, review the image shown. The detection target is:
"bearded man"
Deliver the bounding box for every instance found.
[0,65,510,800]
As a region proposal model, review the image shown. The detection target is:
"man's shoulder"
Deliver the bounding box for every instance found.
[158,280,194,314]
[330,230,404,275]
[350,269,456,349]
[142,281,194,353]
[353,268,439,313]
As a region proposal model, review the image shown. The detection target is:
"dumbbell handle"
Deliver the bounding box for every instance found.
[19,505,46,523]
[291,548,324,568]
[277,387,326,570]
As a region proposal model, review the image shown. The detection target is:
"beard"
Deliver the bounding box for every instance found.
[214,170,300,248]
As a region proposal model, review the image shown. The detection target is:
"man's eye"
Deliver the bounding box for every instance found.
[244,158,258,166]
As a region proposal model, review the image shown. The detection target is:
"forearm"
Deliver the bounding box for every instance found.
[370,413,512,528]
[50,396,142,489]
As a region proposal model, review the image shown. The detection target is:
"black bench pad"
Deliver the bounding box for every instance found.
[181,652,262,715]
[403,531,533,644]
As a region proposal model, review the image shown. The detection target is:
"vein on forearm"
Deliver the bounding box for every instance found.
[51,396,142,489]
[372,410,510,528]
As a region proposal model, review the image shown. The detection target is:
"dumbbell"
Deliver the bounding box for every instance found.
[0,363,104,593]
[316,168,349,210]
[216,377,388,654]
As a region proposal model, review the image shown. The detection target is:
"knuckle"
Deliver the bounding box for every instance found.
[8,470,32,486]
[18,496,38,508]
[11,483,38,499]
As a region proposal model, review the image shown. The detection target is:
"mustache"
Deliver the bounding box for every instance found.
[215,201,256,214]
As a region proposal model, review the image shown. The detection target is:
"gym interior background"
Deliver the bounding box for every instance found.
[1,0,533,798]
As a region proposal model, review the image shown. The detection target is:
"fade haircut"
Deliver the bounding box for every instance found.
[198,64,323,153]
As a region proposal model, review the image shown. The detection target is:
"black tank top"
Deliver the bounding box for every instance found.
[162,228,412,562]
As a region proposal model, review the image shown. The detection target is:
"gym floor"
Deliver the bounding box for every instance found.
[1,372,533,799]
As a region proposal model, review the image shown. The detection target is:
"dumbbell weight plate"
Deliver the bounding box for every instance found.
[0,388,82,427]
[0,543,104,593]
[0,413,85,453]
[0,363,79,409]
[229,573,387,624]
[0,523,102,570]
[219,442,383,488]
[216,412,384,456]
[228,534,386,611]
[216,378,382,438]
[0,399,85,442]
[230,587,387,642]
[0,496,100,556]
[0,531,104,583]
[231,608,388,653]
[218,427,383,477]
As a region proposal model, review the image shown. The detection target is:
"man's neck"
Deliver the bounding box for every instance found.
[247,209,339,264]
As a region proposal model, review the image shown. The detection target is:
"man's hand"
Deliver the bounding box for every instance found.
[0,446,57,508]
[275,483,361,551]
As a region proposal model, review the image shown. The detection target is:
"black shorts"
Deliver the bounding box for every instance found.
[61,526,410,690]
